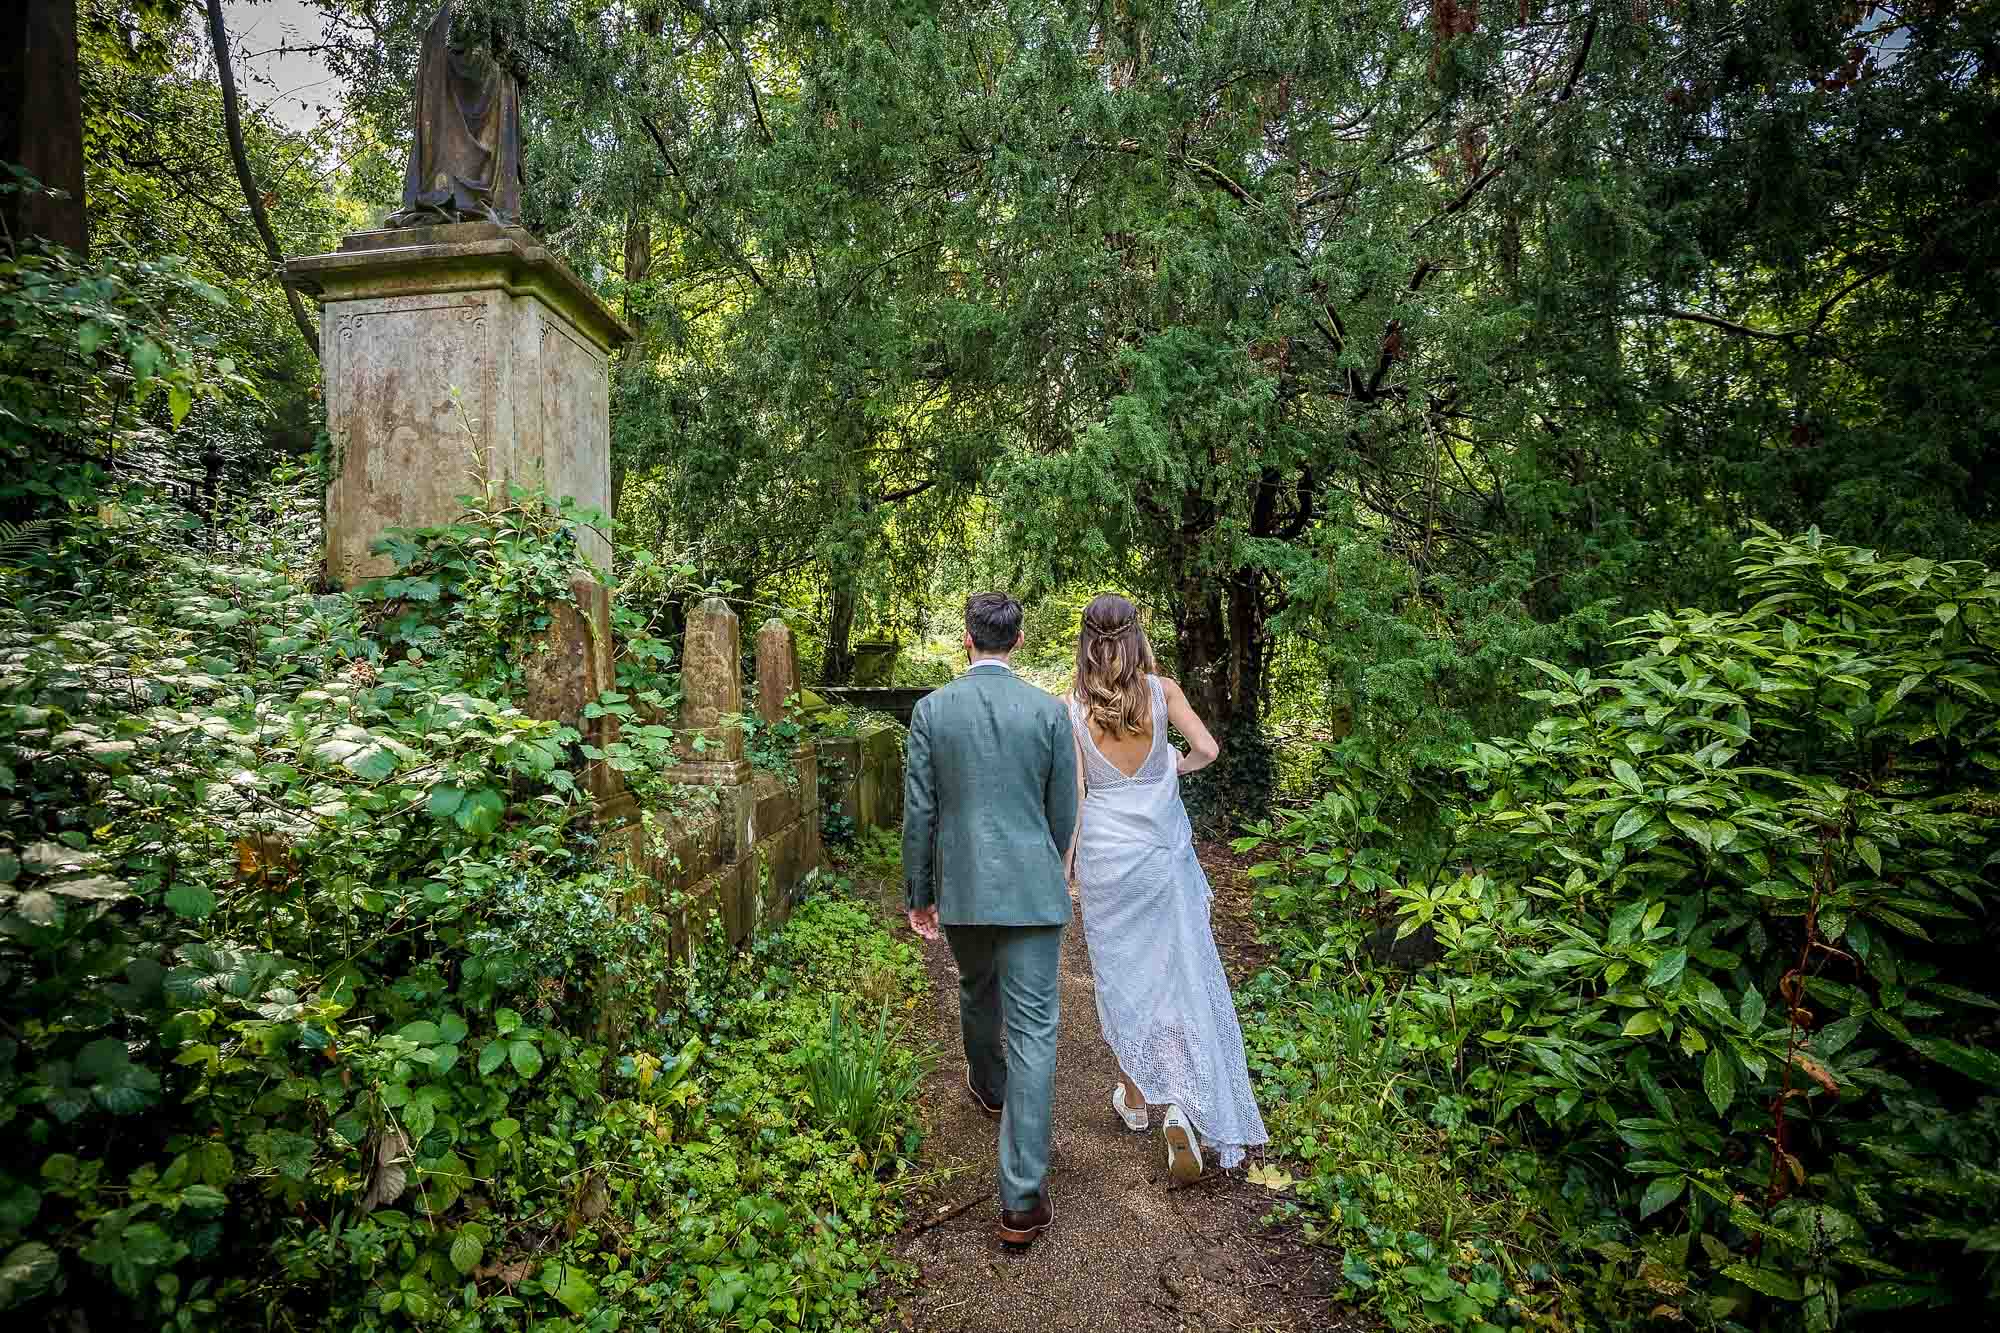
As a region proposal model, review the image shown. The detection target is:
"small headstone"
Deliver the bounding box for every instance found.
[755,618,799,725]
[680,596,745,765]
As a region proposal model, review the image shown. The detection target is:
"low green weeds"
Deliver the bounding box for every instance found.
[804,997,928,1158]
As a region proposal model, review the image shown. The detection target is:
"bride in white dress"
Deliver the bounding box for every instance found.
[1064,594,1268,1180]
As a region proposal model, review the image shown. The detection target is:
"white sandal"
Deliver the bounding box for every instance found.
[1162,1105,1203,1182]
[1112,1084,1148,1132]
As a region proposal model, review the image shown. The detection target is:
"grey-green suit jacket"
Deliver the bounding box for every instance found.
[903,663,1079,926]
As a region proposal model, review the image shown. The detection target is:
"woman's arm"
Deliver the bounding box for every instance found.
[1065,731,1086,882]
[1160,677,1221,775]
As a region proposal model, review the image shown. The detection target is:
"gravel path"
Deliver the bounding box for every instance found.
[875,851,1363,1333]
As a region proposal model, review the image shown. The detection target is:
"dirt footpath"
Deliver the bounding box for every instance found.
[874,848,1363,1333]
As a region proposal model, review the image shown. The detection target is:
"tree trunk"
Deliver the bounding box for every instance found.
[823,573,857,683]
[1172,577,1234,729]
[0,0,87,255]
[622,215,652,328]
[204,0,319,360]
[1226,568,1268,731]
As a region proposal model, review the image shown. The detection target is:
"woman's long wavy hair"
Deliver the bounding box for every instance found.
[1072,593,1158,740]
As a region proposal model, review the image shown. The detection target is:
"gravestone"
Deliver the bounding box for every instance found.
[755,618,800,725]
[676,596,750,784]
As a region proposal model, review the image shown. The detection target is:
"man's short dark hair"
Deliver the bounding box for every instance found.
[965,591,1023,653]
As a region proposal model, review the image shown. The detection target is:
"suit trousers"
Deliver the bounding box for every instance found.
[943,922,1065,1211]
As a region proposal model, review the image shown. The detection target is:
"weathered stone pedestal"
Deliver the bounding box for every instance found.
[288,222,632,585]
[290,222,634,798]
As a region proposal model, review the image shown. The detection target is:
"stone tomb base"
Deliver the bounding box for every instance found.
[288,222,632,587]
[598,746,825,962]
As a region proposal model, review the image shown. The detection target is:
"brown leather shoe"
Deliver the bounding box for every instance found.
[965,1069,1002,1119]
[996,1191,1054,1246]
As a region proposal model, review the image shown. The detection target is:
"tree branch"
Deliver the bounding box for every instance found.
[875,478,936,505]
[1409,7,1600,239]
[1646,307,1800,342]
[205,0,319,359]
[675,0,774,147]
[639,115,774,296]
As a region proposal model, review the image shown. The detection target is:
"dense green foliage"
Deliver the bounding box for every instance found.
[7,3,1999,1330]
[0,454,927,1327]
[1241,528,2000,1329]
[299,0,1997,757]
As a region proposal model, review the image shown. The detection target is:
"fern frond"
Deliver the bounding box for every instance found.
[0,517,56,565]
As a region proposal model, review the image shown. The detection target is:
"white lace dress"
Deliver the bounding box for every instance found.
[1069,676,1268,1168]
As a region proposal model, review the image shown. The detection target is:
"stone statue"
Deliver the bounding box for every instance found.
[384,3,523,228]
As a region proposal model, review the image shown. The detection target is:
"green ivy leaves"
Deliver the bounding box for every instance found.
[426,784,506,837]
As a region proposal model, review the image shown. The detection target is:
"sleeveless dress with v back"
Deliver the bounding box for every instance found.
[1070,675,1268,1167]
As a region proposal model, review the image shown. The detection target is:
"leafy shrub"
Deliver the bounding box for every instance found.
[1238,977,1561,1332]
[0,463,927,1329]
[0,239,259,519]
[1182,719,1278,839]
[1245,527,2000,1329]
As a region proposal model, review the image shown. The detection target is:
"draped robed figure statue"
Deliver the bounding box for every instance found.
[385,3,524,229]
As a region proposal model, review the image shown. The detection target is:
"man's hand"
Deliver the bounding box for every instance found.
[906,905,940,941]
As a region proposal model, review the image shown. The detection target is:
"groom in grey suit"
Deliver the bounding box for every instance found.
[903,591,1079,1246]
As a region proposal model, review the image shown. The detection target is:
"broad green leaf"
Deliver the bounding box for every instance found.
[1910,1037,2000,1087]
[548,1263,596,1316]
[1638,1175,1685,1219]
[1844,1281,1943,1310]
[1723,1262,1805,1301]
[1703,1047,1736,1116]
[477,1041,507,1077]
[1804,1275,1838,1333]
[427,785,465,818]
[455,788,505,837]
[450,1232,483,1275]
[165,883,217,919]
[0,1180,38,1231]
[509,1040,543,1079]
[1647,948,1688,990]
[1612,806,1649,842]
[1612,759,1643,792]
[0,1241,59,1308]
[1622,1009,1662,1037]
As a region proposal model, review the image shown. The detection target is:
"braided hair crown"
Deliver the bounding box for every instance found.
[1072,593,1157,740]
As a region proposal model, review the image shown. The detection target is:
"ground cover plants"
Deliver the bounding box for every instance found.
[0,422,930,1328]
[1240,527,2000,1331]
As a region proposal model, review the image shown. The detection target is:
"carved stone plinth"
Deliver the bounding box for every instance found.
[288,222,633,586]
